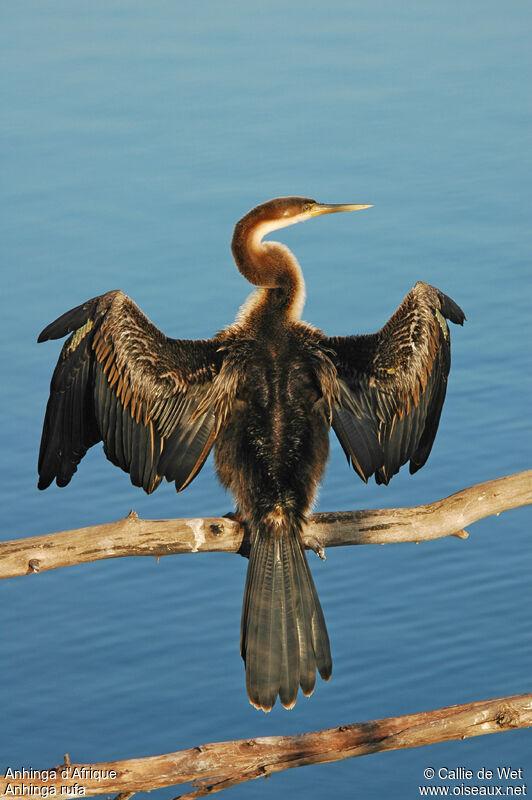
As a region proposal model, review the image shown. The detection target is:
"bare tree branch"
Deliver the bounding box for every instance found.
[1,471,530,580]
[1,692,530,799]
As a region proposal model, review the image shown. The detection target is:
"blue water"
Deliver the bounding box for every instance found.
[1,2,531,797]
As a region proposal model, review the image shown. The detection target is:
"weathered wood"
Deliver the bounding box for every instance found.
[1,692,530,799]
[1,471,530,580]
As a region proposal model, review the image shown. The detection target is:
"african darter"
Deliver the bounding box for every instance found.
[37,197,465,710]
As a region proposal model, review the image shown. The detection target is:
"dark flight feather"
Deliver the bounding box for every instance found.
[326,281,465,485]
[38,290,222,494]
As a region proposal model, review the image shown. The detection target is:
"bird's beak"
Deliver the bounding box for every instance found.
[310,203,373,217]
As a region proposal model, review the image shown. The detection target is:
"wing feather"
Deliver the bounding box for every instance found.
[326,282,465,485]
[38,290,223,493]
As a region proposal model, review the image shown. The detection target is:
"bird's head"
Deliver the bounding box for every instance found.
[231,197,373,316]
[236,196,372,242]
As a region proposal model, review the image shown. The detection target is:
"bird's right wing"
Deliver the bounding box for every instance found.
[38,290,224,494]
[325,282,465,485]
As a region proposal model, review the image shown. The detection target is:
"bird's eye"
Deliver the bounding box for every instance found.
[302,203,312,213]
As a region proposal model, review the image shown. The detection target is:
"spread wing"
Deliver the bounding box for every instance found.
[326,282,465,485]
[38,290,223,494]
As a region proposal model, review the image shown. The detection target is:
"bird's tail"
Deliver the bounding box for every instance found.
[240,514,332,711]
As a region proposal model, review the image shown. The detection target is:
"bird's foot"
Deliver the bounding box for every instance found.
[224,511,251,558]
[306,536,326,561]
[224,510,244,525]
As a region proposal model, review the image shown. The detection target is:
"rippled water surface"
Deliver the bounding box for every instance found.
[1,2,531,798]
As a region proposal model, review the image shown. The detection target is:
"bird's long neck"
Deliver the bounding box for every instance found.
[231,216,306,321]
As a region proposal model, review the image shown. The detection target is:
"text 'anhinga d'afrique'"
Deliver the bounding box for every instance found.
[38,197,465,711]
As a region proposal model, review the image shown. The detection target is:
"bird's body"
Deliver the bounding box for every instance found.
[214,293,337,708]
[38,197,465,710]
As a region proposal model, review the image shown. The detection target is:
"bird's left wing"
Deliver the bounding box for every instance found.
[325,282,465,485]
[38,290,224,494]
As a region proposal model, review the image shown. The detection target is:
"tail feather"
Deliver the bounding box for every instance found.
[278,534,300,708]
[241,518,331,711]
[246,535,282,711]
[287,532,317,698]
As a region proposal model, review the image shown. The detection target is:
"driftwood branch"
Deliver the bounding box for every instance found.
[1,692,530,799]
[1,471,530,580]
